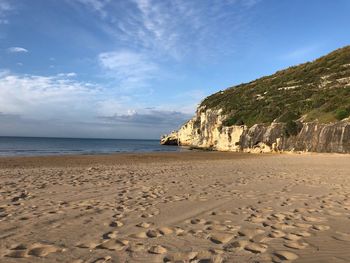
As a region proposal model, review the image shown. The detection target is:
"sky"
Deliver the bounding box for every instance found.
[0,0,350,139]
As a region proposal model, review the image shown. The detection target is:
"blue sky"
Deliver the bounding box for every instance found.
[0,0,349,139]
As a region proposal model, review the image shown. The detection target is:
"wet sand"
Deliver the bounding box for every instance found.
[0,152,349,262]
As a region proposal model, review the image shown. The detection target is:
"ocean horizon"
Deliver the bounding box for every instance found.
[0,136,184,157]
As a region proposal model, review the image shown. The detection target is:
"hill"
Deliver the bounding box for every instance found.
[161,46,350,153]
[201,46,350,127]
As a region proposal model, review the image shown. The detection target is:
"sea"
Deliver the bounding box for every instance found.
[0,137,185,157]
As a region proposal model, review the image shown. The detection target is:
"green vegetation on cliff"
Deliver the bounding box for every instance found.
[201,46,350,127]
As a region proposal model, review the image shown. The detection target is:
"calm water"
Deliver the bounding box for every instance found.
[0,137,184,156]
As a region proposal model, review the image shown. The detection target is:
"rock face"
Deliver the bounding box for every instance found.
[160,131,178,145]
[161,107,350,153]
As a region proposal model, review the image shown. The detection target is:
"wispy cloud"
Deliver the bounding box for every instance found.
[72,0,260,60]
[98,50,158,88]
[87,0,261,96]
[57,72,77,78]
[0,71,99,120]
[75,0,111,18]
[7,47,28,53]
[0,0,11,14]
[0,0,12,24]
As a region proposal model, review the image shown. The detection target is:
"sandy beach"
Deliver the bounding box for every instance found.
[0,152,350,263]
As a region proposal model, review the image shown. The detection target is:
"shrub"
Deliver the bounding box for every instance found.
[278,111,299,123]
[285,120,300,137]
[193,119,201,128]
[335,109,349,120]
[222,116,238,126]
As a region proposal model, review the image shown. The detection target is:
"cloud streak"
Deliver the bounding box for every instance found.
[98,50,158,88]
[76,0,111,18]
[0,0,14,24]
[73,0,260,60]
[7,47,28,53]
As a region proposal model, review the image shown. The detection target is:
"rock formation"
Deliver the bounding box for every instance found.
[161,108,350,153]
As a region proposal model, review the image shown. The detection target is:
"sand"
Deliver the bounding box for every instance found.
[0,152,349,262]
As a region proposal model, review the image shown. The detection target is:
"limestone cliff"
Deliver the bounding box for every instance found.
[161,107,350,153]
[161,46,350,153]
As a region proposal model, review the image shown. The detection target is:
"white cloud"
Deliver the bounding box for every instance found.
[98,50,158,87]
[0,71,192,138]
[0,71,99,120]
[0,0,11,15]
[72,0,260,60]
[57,72,77,77]
[7,47,28,53]
[0,0,11,25]
[75,0,110,18]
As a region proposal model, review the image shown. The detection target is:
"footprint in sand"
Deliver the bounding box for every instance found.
[269,230,286,238]
[164,251,198,262]
[244,242,268,254]
[97,239,129,251]
[284,241,308,250]
[189,218,206,224]
[148,245,167,254]
[238,228,265,239]
[158,227,173,236]
[332,232,350,242]
[136,222,152,228]
[206,224,228,231]
[224,240,249,252]
[4,249,29,258]
[76,241,99,249]
[284,233,302,241]
[92,256,112,263]
[109,220,123,227]
[5,243,62,258]
[312,224,330,231]
[126,243,145,252]
[302,216,325,223]
[28,244,61,257]
[102,230,118,239]
[209,232,235,244]
[293,222,312,229]
[146,229,162,238]
[291,230,311,238]
[271,223,295,231]
[192,251,223,263]
[273,250,299,262]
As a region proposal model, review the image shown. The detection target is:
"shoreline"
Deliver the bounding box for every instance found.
[0,150,348,169]
[0,151,262,169]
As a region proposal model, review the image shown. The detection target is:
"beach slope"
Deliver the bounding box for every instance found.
[0,152,349,262]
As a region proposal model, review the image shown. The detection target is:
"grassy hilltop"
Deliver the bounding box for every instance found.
[201,46,350,128]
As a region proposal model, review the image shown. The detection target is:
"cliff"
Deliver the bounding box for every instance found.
[161,108,350,153]
[161,46,350,153]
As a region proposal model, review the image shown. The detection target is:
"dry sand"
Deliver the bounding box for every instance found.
[0,152,349,263]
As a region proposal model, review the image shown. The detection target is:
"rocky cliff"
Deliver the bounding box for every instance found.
[161,46,350,153]
[161,108,350,153]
